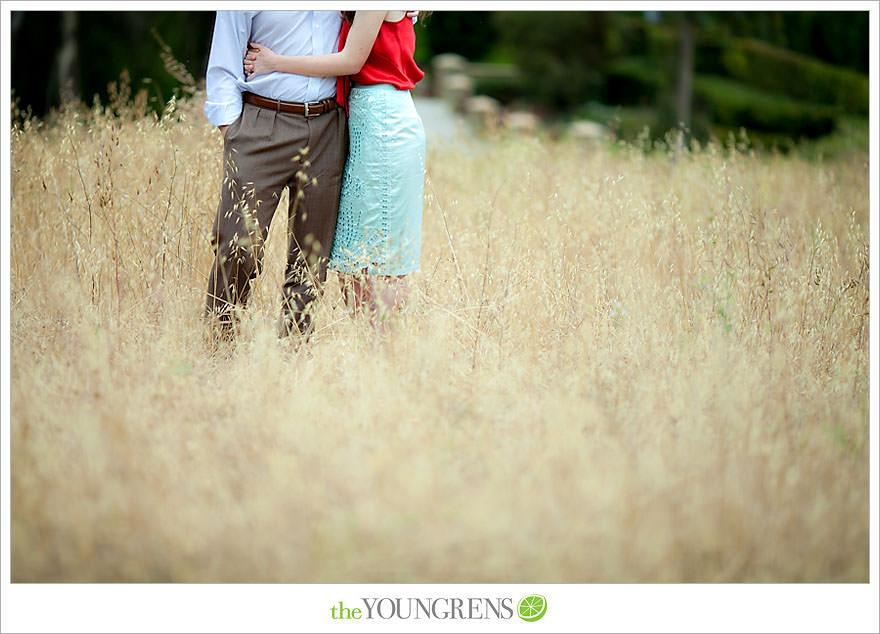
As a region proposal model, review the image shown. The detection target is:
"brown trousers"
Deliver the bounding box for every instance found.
[205,102,348,336]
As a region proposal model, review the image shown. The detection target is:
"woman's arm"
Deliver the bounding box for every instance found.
[244,11,387,79]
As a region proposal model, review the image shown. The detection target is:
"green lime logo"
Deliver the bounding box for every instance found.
[517,594,547,622]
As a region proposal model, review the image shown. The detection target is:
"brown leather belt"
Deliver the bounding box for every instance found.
[243,92,337,117]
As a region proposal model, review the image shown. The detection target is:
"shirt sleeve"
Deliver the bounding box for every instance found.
[204,11,253,126]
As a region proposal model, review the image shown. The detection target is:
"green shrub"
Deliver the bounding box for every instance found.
[723,38,868,114]
[576,102,662,141]
[473,74,530,106]
[693,75,836,138]
[795,115,869,160]
[604,57,665,105]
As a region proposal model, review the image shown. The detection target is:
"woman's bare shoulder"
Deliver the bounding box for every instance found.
[384,10,408,23]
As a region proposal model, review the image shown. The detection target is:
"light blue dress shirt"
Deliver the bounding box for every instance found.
[204,10,342,127]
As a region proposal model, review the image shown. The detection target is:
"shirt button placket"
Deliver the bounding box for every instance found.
[306,12,317,99]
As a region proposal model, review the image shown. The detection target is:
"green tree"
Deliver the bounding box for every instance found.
[492,11,630,111]
[12,11,215,117]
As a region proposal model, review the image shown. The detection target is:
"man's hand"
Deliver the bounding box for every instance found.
[219,125,229,139]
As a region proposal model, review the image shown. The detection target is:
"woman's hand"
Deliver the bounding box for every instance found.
[243,43,278,79]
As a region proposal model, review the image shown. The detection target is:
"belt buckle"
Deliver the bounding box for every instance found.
[303,101,320,118]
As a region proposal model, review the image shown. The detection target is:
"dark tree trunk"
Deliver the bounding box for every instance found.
[675,16,694,133]
[54,11,80,104]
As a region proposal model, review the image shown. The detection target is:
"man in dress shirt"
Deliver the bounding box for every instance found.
[203,10,348,342]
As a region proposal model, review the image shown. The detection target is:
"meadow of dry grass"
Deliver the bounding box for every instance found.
[9,90,870,582]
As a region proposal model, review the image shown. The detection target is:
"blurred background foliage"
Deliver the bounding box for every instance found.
[10,10,869,151]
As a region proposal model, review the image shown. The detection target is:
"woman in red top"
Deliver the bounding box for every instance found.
[244,10,427,335]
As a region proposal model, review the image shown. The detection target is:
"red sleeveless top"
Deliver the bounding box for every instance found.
[336,16,425,112]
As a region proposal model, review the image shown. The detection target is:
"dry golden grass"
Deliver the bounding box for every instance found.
[10,91,869,582]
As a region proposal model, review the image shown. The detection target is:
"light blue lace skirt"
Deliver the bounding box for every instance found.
[329,83,426,276]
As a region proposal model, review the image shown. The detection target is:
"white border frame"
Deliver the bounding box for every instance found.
[2,2,877,633]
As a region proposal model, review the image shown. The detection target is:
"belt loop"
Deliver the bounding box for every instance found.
[275,98,281,113]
